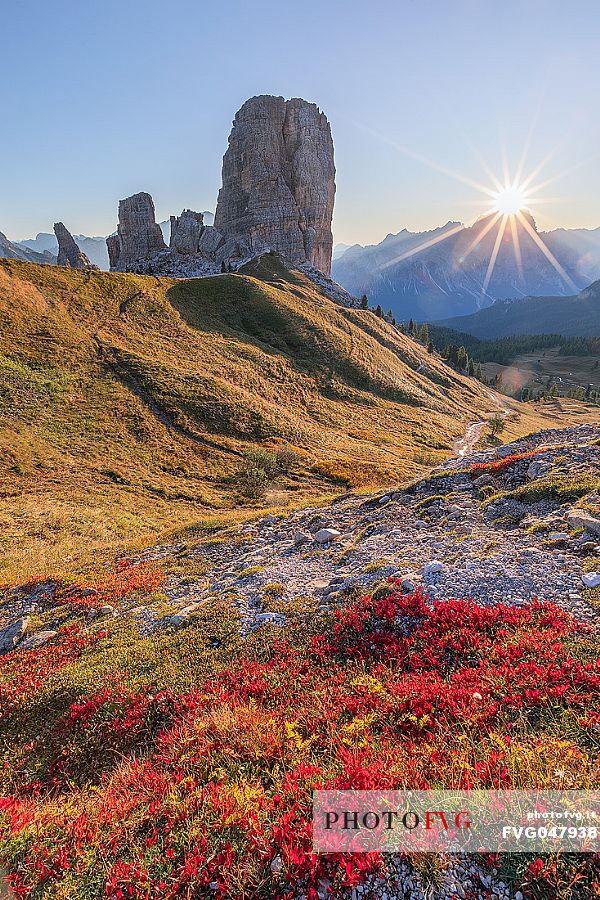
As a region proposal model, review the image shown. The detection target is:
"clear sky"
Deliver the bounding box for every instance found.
[2,0,599,245]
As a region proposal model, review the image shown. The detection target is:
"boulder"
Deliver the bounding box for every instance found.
[0,616,29,653]
[169,209,204,254]
[19,629,57,651]
[400,573,422,592]
[197,225,225,256]
[214,95,335,274]
[314,528,341,544]
[527,459,549,480]
[582,572,600,589]
[568,510,600,537]
[168,603,202,628]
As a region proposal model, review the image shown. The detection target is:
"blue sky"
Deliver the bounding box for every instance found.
[2,0,599,244]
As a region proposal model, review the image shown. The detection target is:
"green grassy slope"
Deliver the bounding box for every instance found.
[0,255,557,578]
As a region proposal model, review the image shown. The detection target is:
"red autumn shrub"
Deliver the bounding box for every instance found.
[470,448,547,476]
[0,587,598,898]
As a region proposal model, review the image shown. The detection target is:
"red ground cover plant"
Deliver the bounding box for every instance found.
[0,586,598,898]
[3,561,163,611]
[0,625,104,720]
[470,449,547,476]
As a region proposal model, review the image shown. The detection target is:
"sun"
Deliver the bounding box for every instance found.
[492,184,529,216]
[373,130,579,297]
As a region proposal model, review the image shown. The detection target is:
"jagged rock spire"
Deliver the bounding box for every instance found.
[54,222,98,270]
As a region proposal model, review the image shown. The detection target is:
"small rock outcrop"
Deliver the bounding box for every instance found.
[54,222,98,270]
[0,616,29,654]
[169,209,205,255]
[107,192,167,272]
[214,95,336,274]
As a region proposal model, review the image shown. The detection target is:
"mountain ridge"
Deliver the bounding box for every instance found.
[332,216,600,321]
[437,278,600,338]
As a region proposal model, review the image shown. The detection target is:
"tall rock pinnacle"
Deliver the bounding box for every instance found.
[107,192,166,272]
[214,95,336,274]
[54,222,98,270]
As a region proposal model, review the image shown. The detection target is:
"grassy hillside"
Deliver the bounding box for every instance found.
[0,255,587,579]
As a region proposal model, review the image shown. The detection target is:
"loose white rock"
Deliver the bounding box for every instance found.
[423,560,444,577]
[314,528,341,544]
[582,572,600,588]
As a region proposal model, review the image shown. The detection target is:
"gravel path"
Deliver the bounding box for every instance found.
[452,419,488,457]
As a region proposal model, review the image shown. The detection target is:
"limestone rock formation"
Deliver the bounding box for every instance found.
[105,97,337,279]
[107,192,167,272]
[54,222,98,270]
[169,209,205,254]
[214,95,335,274]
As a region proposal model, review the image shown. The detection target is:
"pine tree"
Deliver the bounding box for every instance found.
[376,305,384,318]
[360,294,368,310]
[488,414,505,437]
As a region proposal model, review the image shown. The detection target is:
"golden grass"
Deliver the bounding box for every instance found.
[1,256,594,580]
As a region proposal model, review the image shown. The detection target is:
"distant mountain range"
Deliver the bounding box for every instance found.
[12,212,215,270]
[332,243,351,260]
[0,231,56,265]
[437,279,600,338]
[332,215,600,321]
[17,232,107,268]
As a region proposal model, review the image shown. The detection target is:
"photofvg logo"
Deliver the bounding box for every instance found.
[313,790,600,853]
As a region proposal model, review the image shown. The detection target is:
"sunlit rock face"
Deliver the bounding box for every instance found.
[105,97,336,278]
[214,95,336,274]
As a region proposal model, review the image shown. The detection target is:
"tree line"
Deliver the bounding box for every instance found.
[357,295,599,404]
